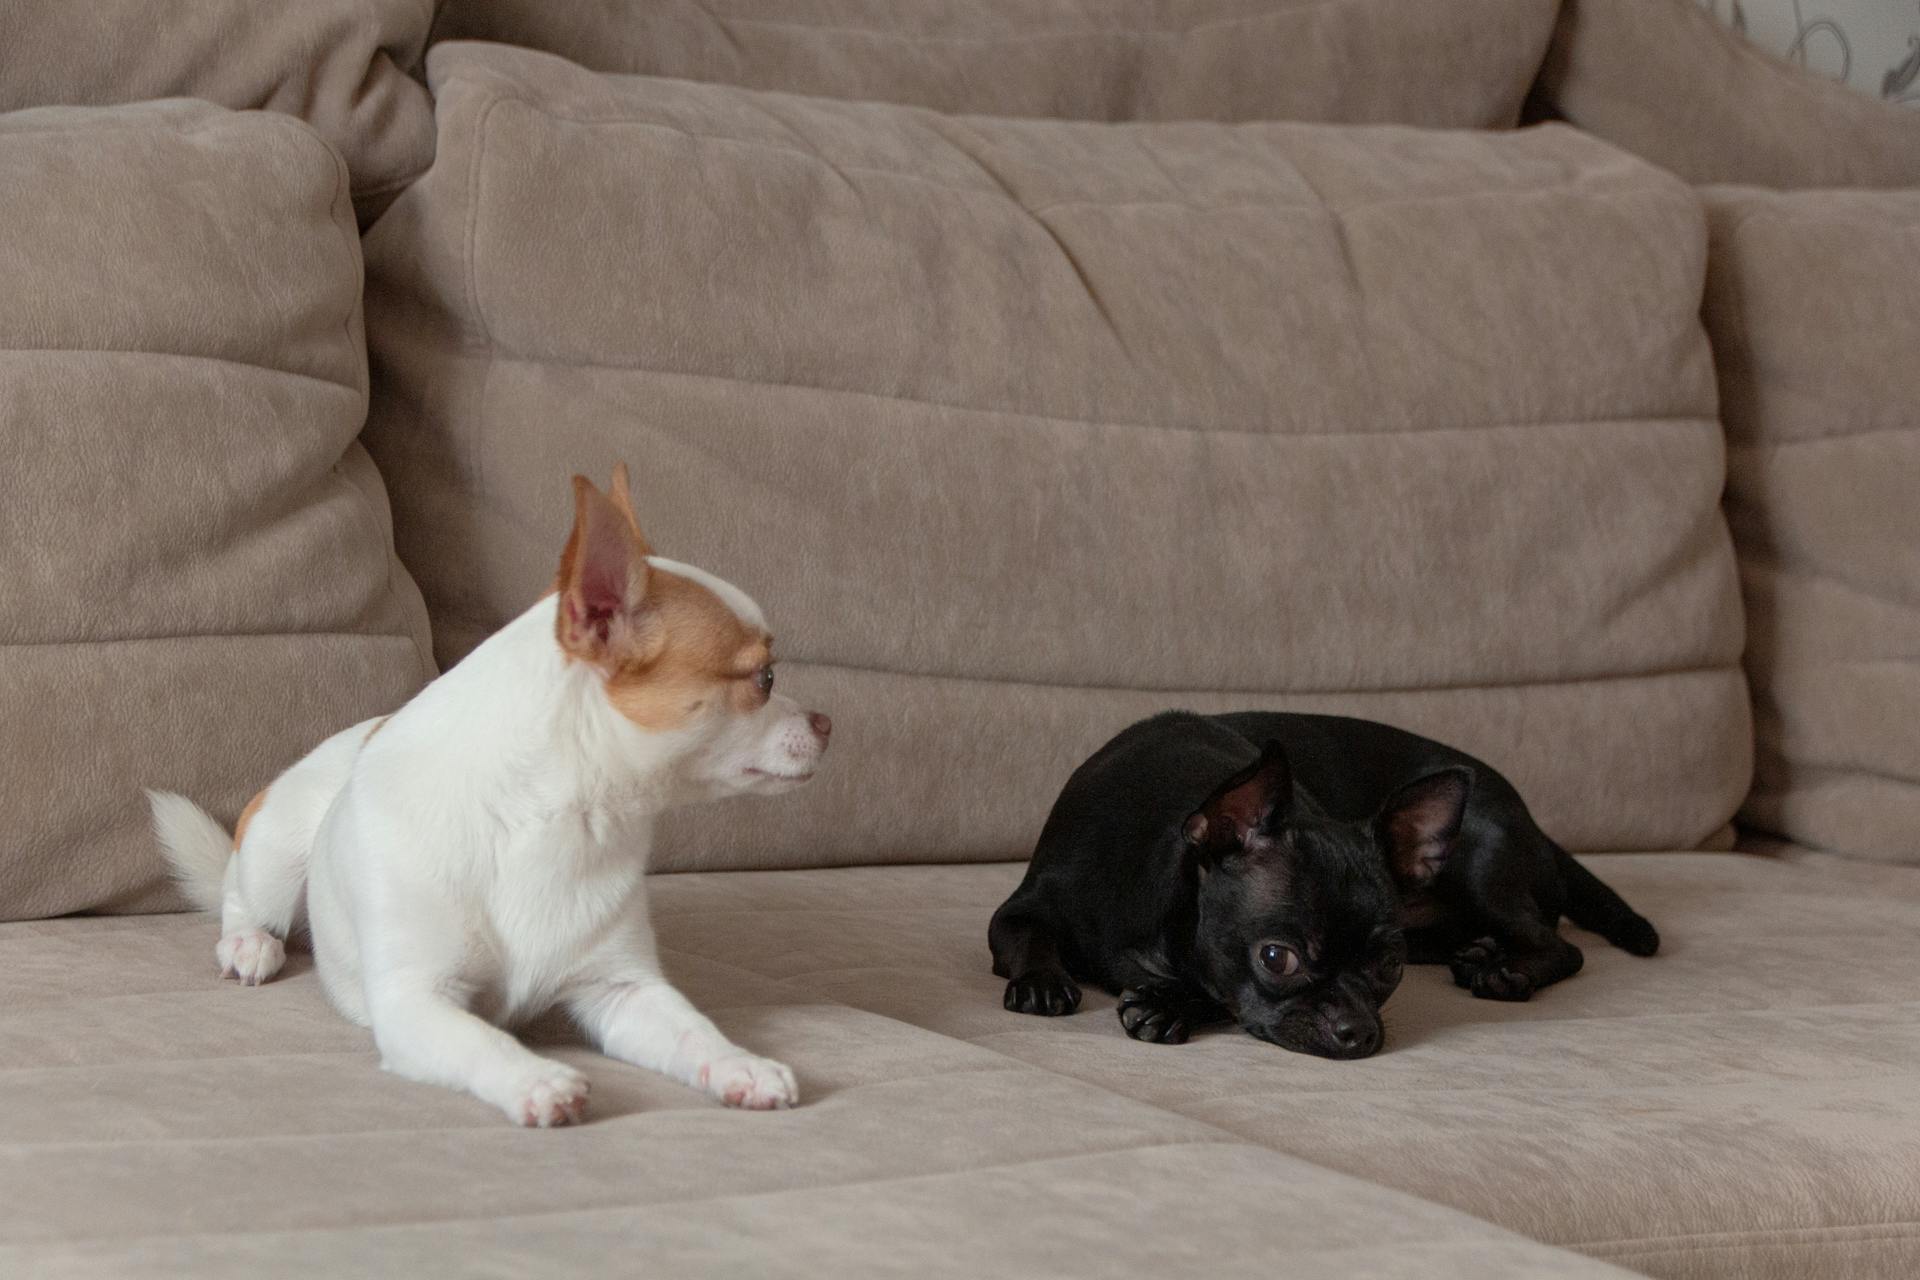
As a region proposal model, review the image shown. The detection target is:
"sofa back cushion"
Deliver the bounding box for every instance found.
[0,1,434,221]
[1706,187,1920,863]
[0,102,437,919]
[363,44,1749,872]
[427,0,1559,128]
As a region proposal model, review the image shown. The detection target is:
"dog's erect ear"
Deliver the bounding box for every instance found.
[1182,741,1293,866]
[1376,767,1472,890]
[606,461,653,557]
[555,474,651,664]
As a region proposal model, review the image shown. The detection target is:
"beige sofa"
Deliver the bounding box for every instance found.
[3,3,1917,1277]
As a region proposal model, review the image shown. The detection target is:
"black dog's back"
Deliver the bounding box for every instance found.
[1212,711,1520,820]
[1216,712,1656,955]
[991,712,1244,1003]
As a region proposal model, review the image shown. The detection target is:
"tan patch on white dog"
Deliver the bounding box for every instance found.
[232,785,270,850]
[608,567,772,731]
[553,472,775,732]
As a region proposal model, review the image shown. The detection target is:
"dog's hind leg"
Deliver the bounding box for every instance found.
[146,785,292,986]
[214,792,304,986]
[213,718,371,985]
[1556,845,1660,956]
[988,900,1081,1016]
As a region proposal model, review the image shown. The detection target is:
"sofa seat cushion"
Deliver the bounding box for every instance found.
[364,43,1749,873]
[0,914,1626,1279]
[4,855,1917,1277]
[660,854,1920,1280]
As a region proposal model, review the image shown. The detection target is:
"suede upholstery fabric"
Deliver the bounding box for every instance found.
[3,852,1916,1277]
[363,44,1750,870]
[0,0,435,222]
[0,102,436,920]
[427,0,1559,128]
[1705,188,1920,863]
[1534,0,1920,188]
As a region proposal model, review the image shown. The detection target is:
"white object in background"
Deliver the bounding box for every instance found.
[1701,0,1920,104]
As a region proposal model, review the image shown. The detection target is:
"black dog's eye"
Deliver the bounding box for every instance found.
[1373,952,1404,986]
[1254,942,1300,978]
[753,665,774,696]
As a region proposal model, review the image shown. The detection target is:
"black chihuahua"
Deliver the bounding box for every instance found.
[989,711,1658,1058]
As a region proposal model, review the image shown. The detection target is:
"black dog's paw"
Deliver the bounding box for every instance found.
[1467,965,1535,1001]
[1116,989,1197,1044]
[1612,915,1661,957]
[1449,937,1503,990]
[1004,971,1081,1016]
[1450,938,1536,1001]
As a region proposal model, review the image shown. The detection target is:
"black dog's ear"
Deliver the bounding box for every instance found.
[1182,741,1293,866]
[1375,767,1472,890]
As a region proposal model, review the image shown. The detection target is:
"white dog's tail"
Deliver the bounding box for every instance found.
[145,790,232,913]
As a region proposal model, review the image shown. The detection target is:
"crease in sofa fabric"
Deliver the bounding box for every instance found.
[430,349,1722,443]
[425,0,1559,130]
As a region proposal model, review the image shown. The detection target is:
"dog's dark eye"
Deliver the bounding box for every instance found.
[1373,952,1404,987]
[753,665,774,696]
[1255,942,1300,978]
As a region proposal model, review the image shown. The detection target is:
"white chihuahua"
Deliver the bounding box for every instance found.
[149,466,829,1126]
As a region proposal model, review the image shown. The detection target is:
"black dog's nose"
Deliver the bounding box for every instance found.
[1328,1014,1381,1058]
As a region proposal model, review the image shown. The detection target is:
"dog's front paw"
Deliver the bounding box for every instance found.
[1448,937,1502,990]
[1450,938,1535,1002]
[699,1053,798,1111]
[1003,971,1081,1016]
[1117,989,1199,1044]
[1467,966,1536,1001]
[215,928,286,986]
[506,1061,591,1128]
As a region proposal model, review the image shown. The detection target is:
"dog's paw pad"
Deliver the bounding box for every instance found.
[698,1054,798,1111]
[1468,966,1535,1002]
[1448,937,1503,989]
[508,1064,590,1128]
[1003,972,1081,1017]
[215,929,285,986]
[1117,990,1192,1044]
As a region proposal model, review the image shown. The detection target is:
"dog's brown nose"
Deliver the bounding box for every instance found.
[808,712,833,744]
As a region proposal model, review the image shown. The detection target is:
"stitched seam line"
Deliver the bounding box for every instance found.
[462,94,504,350]
[1580,1220,1920,1255]
[465,96,1660,211]
[0,632,426,651]
[446,349,1714,443]
[0,347,359,396]
[663,654,1743,700]
[700,0,1367,43]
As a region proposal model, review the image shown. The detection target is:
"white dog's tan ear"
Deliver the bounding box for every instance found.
[606,462,652,557]
[556,475,650,664]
